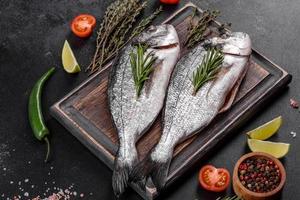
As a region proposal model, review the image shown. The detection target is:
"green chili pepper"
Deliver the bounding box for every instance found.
[28,67,55,162]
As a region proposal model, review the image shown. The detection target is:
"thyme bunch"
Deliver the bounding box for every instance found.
[192,48,224,95]
[185,9,220,48]
[88,0,162,74]
[130,44,157,97]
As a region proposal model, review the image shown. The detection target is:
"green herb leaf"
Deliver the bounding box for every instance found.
[192,48,224,95]
[130,44,157,97]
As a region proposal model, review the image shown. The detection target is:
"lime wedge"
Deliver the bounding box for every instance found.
[247,116,282,140]
[62,40,81,73]
[248,139,290,158]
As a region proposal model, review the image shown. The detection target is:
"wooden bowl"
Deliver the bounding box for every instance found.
[233,152,286,200]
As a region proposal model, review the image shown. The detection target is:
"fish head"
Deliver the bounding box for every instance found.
[134,24,179,48]
[205,32,252,56]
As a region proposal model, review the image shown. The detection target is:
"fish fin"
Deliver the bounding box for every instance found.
[112,154,138,197]
[149,157,172,191]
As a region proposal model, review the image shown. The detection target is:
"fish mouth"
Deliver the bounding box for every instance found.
[151,43,179,50]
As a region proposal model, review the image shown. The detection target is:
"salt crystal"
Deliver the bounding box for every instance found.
[290,131,297,138]
[10,181,13,184]
[18,181,21,185]
[80,193,84,198]
[3,168,6,171]
[31,185,34,188]
[24,192,29,197]
[24,178,29,183]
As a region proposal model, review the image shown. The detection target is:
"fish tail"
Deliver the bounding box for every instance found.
[112,152,138,197]
[130,154,154,183]
[149,157,172,191]
[131,153,172,191]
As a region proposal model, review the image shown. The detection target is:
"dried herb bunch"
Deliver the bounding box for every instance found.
[130,44,157,97]
[192,48,224,95]
[88,0,162,73]
[185,9,220,48]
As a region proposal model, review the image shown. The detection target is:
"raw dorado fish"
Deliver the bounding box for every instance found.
[136,32,252,190]
[107,24,180,196]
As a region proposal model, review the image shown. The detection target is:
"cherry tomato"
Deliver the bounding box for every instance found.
[160,0,180,4]
[71,14,96,38]
[199,165,230,192]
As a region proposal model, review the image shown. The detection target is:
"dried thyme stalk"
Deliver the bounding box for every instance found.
[185,9,220,48]
[216,195,242,200]
[88,1,162,74]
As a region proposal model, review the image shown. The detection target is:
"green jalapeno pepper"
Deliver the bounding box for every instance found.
[28,67,55,162]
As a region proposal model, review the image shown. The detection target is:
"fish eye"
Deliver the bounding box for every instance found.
[148,26,157,32]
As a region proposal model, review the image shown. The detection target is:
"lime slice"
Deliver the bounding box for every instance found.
[62,40,81,73]
[248,139,290,158]
[247,116,282,140]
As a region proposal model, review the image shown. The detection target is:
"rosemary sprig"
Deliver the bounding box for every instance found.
[130,44,157,97]
[88,1,162,74]
[185,9,220,48]
[216,195,242,200]
[192,48,224,95]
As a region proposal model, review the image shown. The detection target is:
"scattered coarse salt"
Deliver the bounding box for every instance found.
[18,181,21,185]
[290,131,297,138]
[3,167,6,171]
[24,192,29,197]
[73,191,77,196]
[31,185,35,188]
[24,178,29,183]
[10,181,13,184]
[80,193,84,198]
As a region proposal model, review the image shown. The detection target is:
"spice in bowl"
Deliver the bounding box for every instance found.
[233,152,286,200]
[238,157,281,193]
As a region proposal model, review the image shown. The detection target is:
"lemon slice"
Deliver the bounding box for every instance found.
[247,116,282,140]
[62,40,81,73]
[248,139,290,158]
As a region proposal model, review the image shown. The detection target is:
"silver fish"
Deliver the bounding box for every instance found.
[135,32,252,190]
[108,24,180,196]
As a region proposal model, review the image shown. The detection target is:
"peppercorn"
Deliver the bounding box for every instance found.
[238,157,281,193]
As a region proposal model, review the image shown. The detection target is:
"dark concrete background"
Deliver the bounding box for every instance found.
[0,0,299,199]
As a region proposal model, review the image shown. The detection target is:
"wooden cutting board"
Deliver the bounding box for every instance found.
[50,3,292,200]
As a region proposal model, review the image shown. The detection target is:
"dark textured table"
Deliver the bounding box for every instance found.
[0,0,299,199]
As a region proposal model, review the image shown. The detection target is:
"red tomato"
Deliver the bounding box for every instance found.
[160,0,180,4]
[199,165,230,192]
[71,14,96,38]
